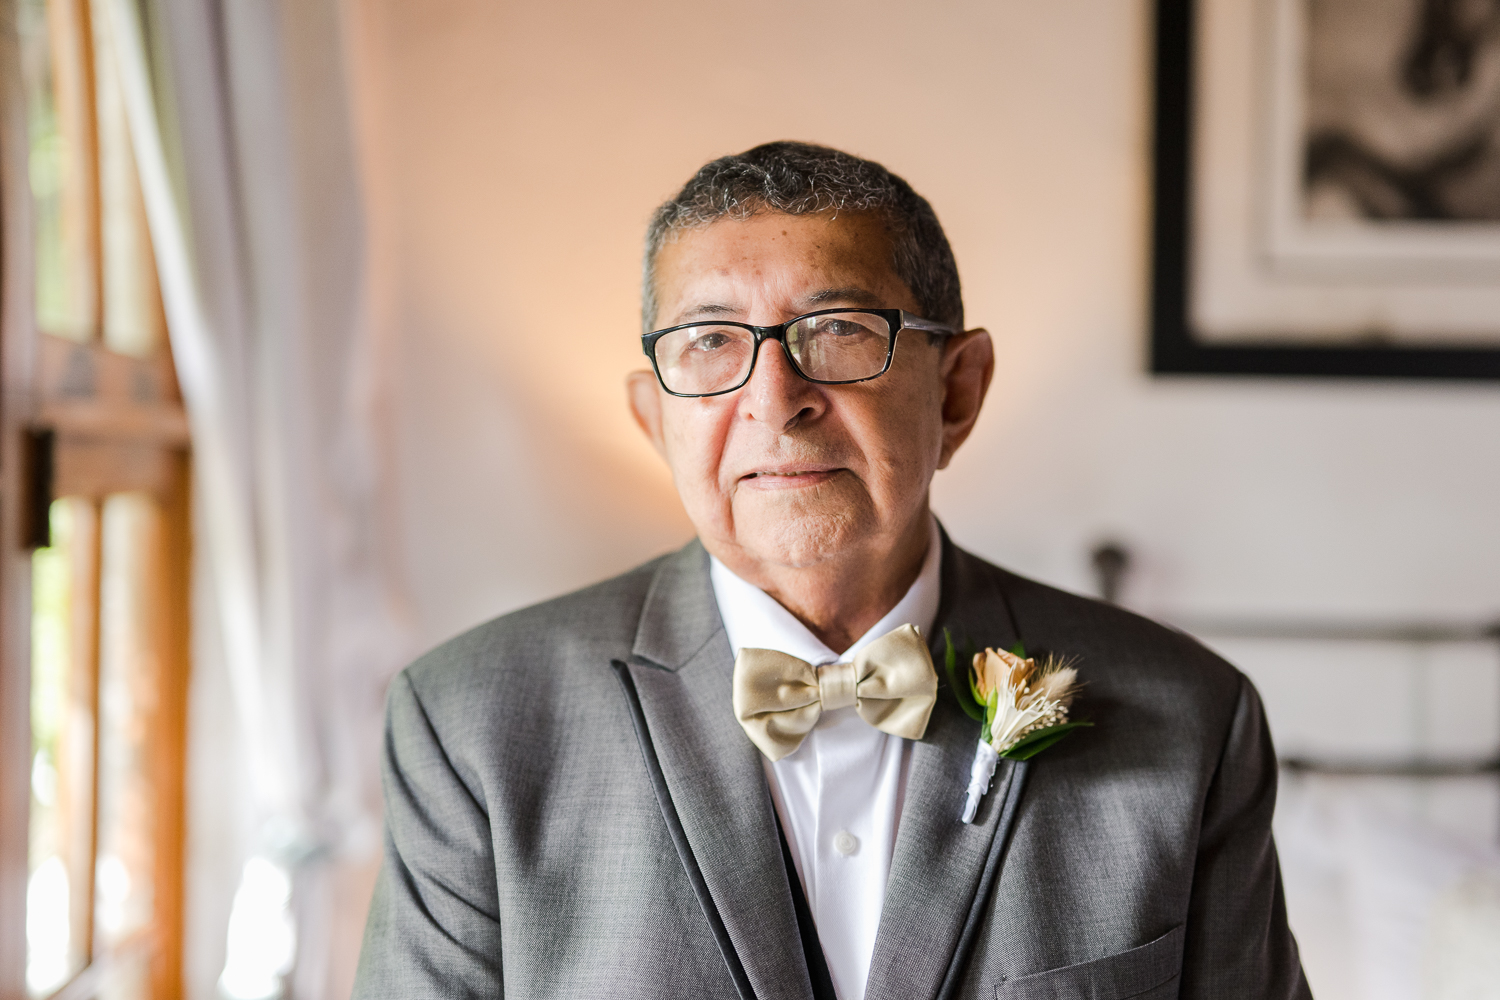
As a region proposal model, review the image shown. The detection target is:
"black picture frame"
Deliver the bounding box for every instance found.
[1149,0,1500,380]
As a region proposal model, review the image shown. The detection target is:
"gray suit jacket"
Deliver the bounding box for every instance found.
[354,535,1311,1000]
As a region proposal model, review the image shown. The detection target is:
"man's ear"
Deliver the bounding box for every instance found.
[936,328,994,470]
[626,370,668,458]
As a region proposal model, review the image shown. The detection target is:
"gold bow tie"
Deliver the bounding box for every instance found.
[731,624,939,761]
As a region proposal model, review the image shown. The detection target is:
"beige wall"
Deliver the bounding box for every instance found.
[347,0,1500,646]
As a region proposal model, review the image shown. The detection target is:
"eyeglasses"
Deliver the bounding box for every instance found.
[641,308,956,398]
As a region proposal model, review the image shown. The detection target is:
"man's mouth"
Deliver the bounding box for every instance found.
[739,466,841,487]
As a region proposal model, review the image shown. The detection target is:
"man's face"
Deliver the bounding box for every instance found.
[627,210,991,575]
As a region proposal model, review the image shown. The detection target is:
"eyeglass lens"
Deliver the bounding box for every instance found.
[653,311,893,395]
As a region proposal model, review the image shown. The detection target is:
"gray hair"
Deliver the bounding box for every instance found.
[642,142,963,333]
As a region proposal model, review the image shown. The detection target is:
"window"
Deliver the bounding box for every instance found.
[6,1,192,998]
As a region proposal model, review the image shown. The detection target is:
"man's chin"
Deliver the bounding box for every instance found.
[727,494,875,570]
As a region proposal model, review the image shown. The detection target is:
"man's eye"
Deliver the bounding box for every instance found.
[688,331,733,352]
[818,320,873,338]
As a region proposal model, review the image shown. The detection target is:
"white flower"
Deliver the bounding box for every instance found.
[971,648,1079,754]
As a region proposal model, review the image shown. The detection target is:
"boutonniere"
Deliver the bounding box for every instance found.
[943,632,1091,823]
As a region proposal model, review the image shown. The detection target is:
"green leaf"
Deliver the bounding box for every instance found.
[961,640,984,705]
[943,629,984,722]
[1008,641,1027,659]
[998,721,1093,761]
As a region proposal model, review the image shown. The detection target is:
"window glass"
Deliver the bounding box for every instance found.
[19,0,100,342]
[95,492,163,969]
[27,498,100,998]
[92,1,165,358]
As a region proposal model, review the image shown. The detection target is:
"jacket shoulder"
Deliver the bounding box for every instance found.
[395,547,675,713]
[950,545,1262,788]
[952,544,1246,711]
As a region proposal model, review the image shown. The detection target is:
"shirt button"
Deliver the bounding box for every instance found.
[833,831,859,856]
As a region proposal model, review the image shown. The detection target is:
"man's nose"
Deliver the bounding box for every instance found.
[739,337,826,431]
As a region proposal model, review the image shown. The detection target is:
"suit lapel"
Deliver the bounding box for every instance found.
[864,534,1030,1000]
[624,541,813,1000]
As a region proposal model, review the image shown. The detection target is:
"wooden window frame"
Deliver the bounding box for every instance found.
[2,1,192,997]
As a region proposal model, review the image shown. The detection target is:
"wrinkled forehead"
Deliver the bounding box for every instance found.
[650,211,914,329]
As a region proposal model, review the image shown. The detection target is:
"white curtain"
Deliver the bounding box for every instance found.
[107,0,411,996]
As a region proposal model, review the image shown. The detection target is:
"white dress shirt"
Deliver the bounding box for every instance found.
[709,518,942,1000]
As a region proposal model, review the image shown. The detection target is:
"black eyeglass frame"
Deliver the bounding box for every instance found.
[641,307,957,398]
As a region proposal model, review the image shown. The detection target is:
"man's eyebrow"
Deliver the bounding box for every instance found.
[672,302,740,323]
[668,288,883,326]
[802,286,885,307]
[685,303,739,316]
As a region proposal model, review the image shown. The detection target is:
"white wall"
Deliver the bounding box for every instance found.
[345,0,1500,990]
[349,0,1499,641]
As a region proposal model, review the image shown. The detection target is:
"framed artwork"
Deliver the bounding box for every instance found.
[1151,0,1500,378]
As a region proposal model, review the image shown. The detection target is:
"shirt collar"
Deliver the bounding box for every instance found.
[710,516,943,666]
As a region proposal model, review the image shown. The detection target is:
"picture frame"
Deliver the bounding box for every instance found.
[1150,0,1500,379]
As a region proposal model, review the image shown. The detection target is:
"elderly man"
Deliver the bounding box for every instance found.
[354,143,1310,1000]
